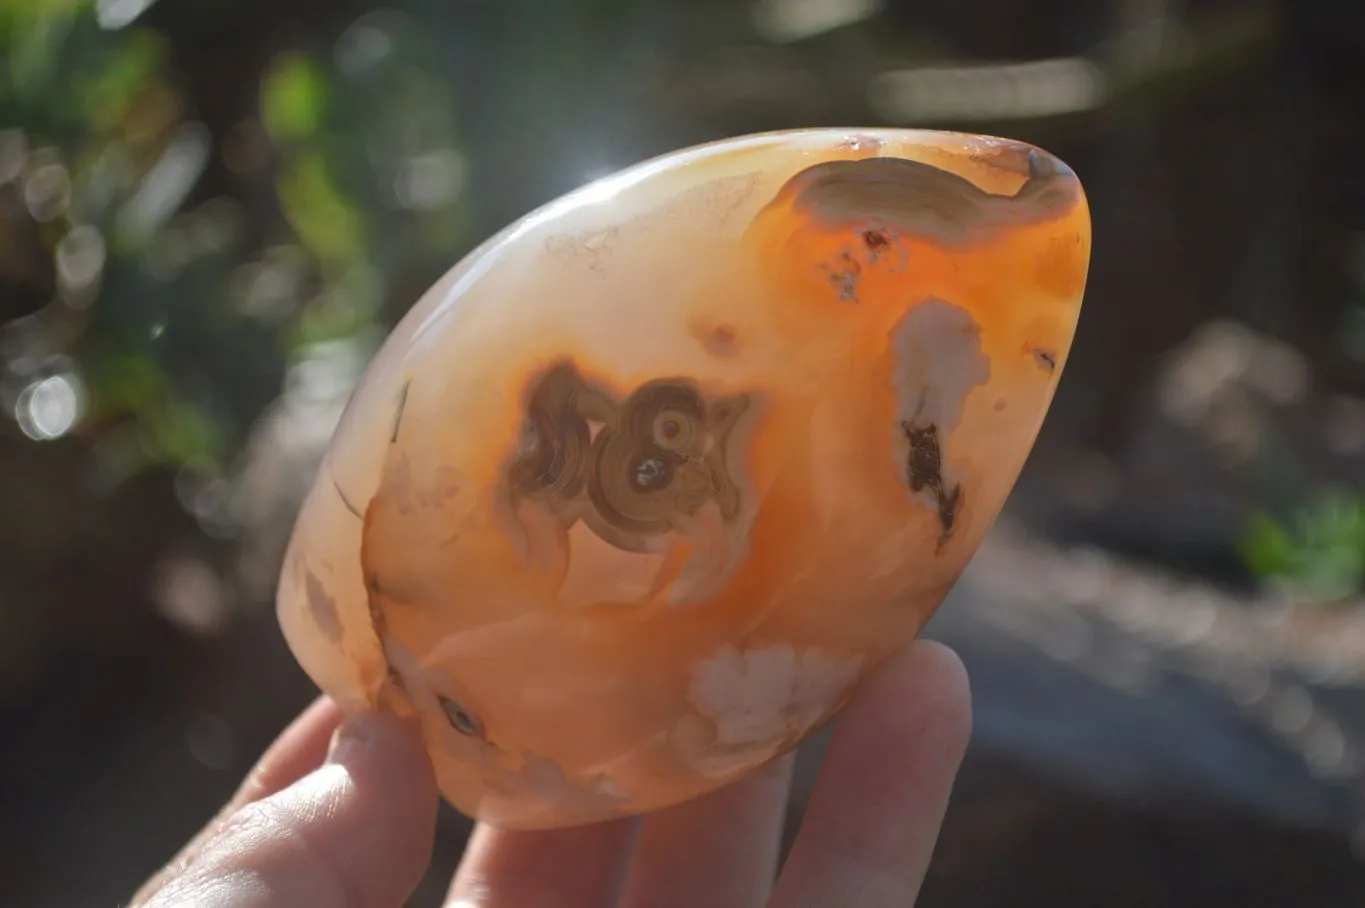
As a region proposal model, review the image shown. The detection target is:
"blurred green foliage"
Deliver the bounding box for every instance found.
[1242,494,1365,604]
[1243,231,1365,604]
[0,0,473,489]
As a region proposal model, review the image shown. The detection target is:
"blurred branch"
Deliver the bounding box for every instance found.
[653,3,1279,131]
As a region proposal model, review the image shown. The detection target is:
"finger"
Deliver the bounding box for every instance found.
[131,696,345,905]
[770,640,971,908]
[140,710,439,908]
[234,696,346,803]
[445,817,639,907]
[617,752,794,908]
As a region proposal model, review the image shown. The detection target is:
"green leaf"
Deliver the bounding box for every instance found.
[3,0,81,104]
[77,28,165,131]
[261,53,328,143]
[1239,511,1296,579]
[143,396,223,465]
[1242,492,1365,604]
[88,348,165,417]
[277,151,364,268]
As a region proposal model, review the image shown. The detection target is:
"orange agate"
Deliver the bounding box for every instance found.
[276,129,1091,828]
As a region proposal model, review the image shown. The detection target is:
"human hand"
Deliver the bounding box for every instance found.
[130,639,971,908]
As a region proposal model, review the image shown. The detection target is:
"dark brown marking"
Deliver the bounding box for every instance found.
[362,571,396,706]
[506,362,593,501]
[710,323,737,352]
[632,454,671,491]
[504,362,752,553]
[366,576,388,620]
[333,476,363,519]
[862,229,890,251]
[588,379,745,535]
[777,153,1079,248]
[994,399,1008,412]
[305,570,343,643]
[1030,346,1058,374]
[391,380,411,443]
[439,694,485,738]
[693,320,741,358]
[902,422,963,547]
[823,251,861,302]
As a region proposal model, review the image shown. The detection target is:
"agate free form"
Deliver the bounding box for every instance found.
[277,128,1091,828]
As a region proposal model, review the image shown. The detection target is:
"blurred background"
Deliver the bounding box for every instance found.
[2,0,1364,904]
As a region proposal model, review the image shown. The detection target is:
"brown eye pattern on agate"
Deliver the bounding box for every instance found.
[504,362,750,551]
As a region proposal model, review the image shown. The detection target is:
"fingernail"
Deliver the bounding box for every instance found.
[325,714,374,766]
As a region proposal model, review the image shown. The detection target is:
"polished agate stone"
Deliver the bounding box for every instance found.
[276,128,1091,828]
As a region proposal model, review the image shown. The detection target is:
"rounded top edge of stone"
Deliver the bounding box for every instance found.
[399,128,1088,351]
[539,128,1086,229]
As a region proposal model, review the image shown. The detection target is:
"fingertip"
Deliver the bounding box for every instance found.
[324,709,437,796]
[145,709,439,908]
[768,639,973,908]
[871,639,973,755]
[307,710,440,899]
[824,637,973,810]
[129,698,347,906]
[237,696,345,803]
[448,817,640,907]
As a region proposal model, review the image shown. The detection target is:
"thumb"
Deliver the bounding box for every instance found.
[141,711,438,908]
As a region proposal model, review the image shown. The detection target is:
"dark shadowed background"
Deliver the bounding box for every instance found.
[3,0,1365,905]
